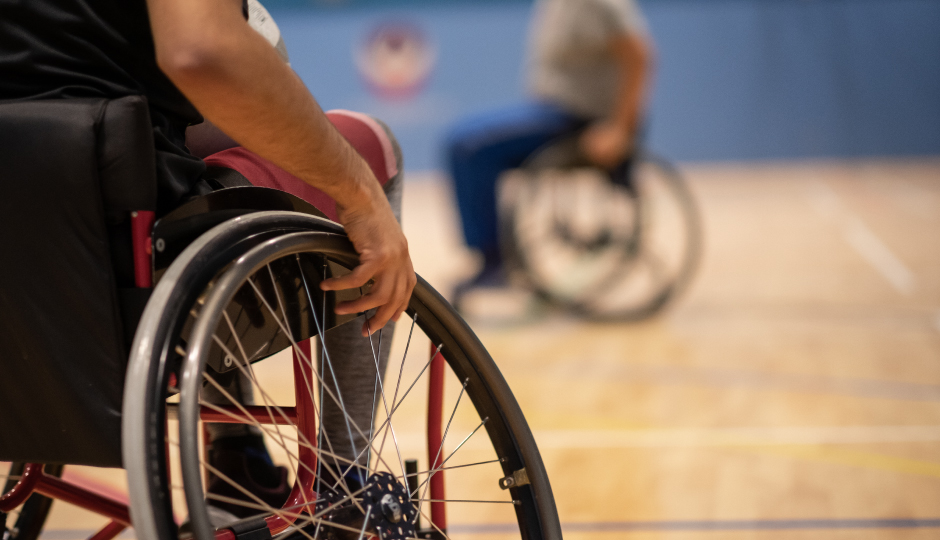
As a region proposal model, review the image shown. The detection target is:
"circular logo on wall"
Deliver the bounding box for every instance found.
[355,22,436,100]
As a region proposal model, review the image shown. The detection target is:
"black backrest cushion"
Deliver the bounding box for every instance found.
[0,96,156,466]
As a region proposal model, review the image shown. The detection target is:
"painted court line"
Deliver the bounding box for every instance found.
[530,425,940,449]
[396,425,940,454]
[450,518,940,534]
[806,181,915,296]
[843,217,915,295]
[564,363,940,402]
[41,518,940,538]
[750,443,940,479]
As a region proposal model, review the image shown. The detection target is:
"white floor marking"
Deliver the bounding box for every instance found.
[384,424,940,452]
[807,181,915,296]
[531,425,940,449]
[843,217,915,295]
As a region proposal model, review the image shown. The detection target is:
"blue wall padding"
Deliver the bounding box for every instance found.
[270,0,940,169]
[647,0,940,161]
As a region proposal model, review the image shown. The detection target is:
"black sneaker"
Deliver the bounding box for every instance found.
[205,435,292,520]
[453,250,507,310]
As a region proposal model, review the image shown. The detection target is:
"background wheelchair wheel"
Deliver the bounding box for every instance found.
[500,148,702,320]
[123,212,561,540]
[1,463,63,540]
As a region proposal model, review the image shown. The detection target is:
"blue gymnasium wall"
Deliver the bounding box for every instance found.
[267,0,940,170]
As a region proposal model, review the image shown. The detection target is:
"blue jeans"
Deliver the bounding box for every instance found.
[445,102,586,259]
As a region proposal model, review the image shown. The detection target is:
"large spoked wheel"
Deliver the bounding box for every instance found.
[1,463,63,540]
[500,141,702,320]
[124,212,561,540]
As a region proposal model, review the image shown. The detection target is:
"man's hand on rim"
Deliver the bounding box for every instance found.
[320,181,416,337]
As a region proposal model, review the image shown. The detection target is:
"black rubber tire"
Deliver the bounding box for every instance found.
[123,211,561,540]
[500,149,701,321]
[2,463,63,540]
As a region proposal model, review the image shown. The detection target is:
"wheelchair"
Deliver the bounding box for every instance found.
[0,98,561,540]
[498,132,702,320]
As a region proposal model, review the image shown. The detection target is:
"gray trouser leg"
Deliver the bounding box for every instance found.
[207,118,406,473]
[317,318,393,477]
[319,118,404,473]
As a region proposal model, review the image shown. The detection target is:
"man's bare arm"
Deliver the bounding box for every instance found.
[146,0,415,334]
[580,33,654,168]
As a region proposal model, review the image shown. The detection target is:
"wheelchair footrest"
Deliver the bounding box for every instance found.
[227,517,273,540]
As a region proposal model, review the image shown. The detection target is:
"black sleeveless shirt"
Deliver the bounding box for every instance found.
[0,0,209,212]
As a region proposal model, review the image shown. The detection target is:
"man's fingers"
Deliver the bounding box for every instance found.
[330,276,411,335]
[334,290,386,317]
[362,302,398,337]
[320,263,375,292]
[396,297,411,320]
[334,274,398,313]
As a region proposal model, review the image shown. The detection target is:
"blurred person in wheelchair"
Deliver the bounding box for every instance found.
[0,0,414,525]
[447,0,654,303]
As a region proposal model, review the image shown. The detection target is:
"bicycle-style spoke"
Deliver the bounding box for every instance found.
[411,418,490,500]
[171,242,558,539]
[416,498,519,505]
[396,458,503,481]
[188,335,371,531]
[212,485,361,540]
[258,262,408,507]
[203,493,307,520]
[334,342,443,491]
[354,504,372,540]
[201,470,374,540]
[267,263,347,513]
[198,364,367,513]
[204,481,375,523]
[244,275,397,479]
[415,378,469,521]
[129,221,560,540]
[195,389,360,481]
[216,309,307,511]
[200,460,319,540]
[377,314,417,460]
[308,482,372,521]
[365,324,408,485]
[200,345,366,514]
[294,257,384,479]
[174,476,381,534]
[298,259,360,463]
[199,373,320,487]
[302,259,344,496]
[435,418,489,471]
[366,325,381,475]
[415,506,452,540]
[194,259,429,535]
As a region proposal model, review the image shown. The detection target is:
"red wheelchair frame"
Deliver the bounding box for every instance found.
[0,210,450,540]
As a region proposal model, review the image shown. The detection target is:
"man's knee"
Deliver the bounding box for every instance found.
[324,110,404,223]
[366,115,404,181]
[363,115,404,224]
[324,109,401,186]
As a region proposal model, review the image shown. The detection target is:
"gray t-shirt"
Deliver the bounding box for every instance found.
[528,0,648,119]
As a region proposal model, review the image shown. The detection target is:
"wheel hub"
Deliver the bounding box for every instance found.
[380,494,402,523]
[363,472,417,540]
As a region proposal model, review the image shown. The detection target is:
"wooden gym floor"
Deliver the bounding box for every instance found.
[35,158,940,538]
